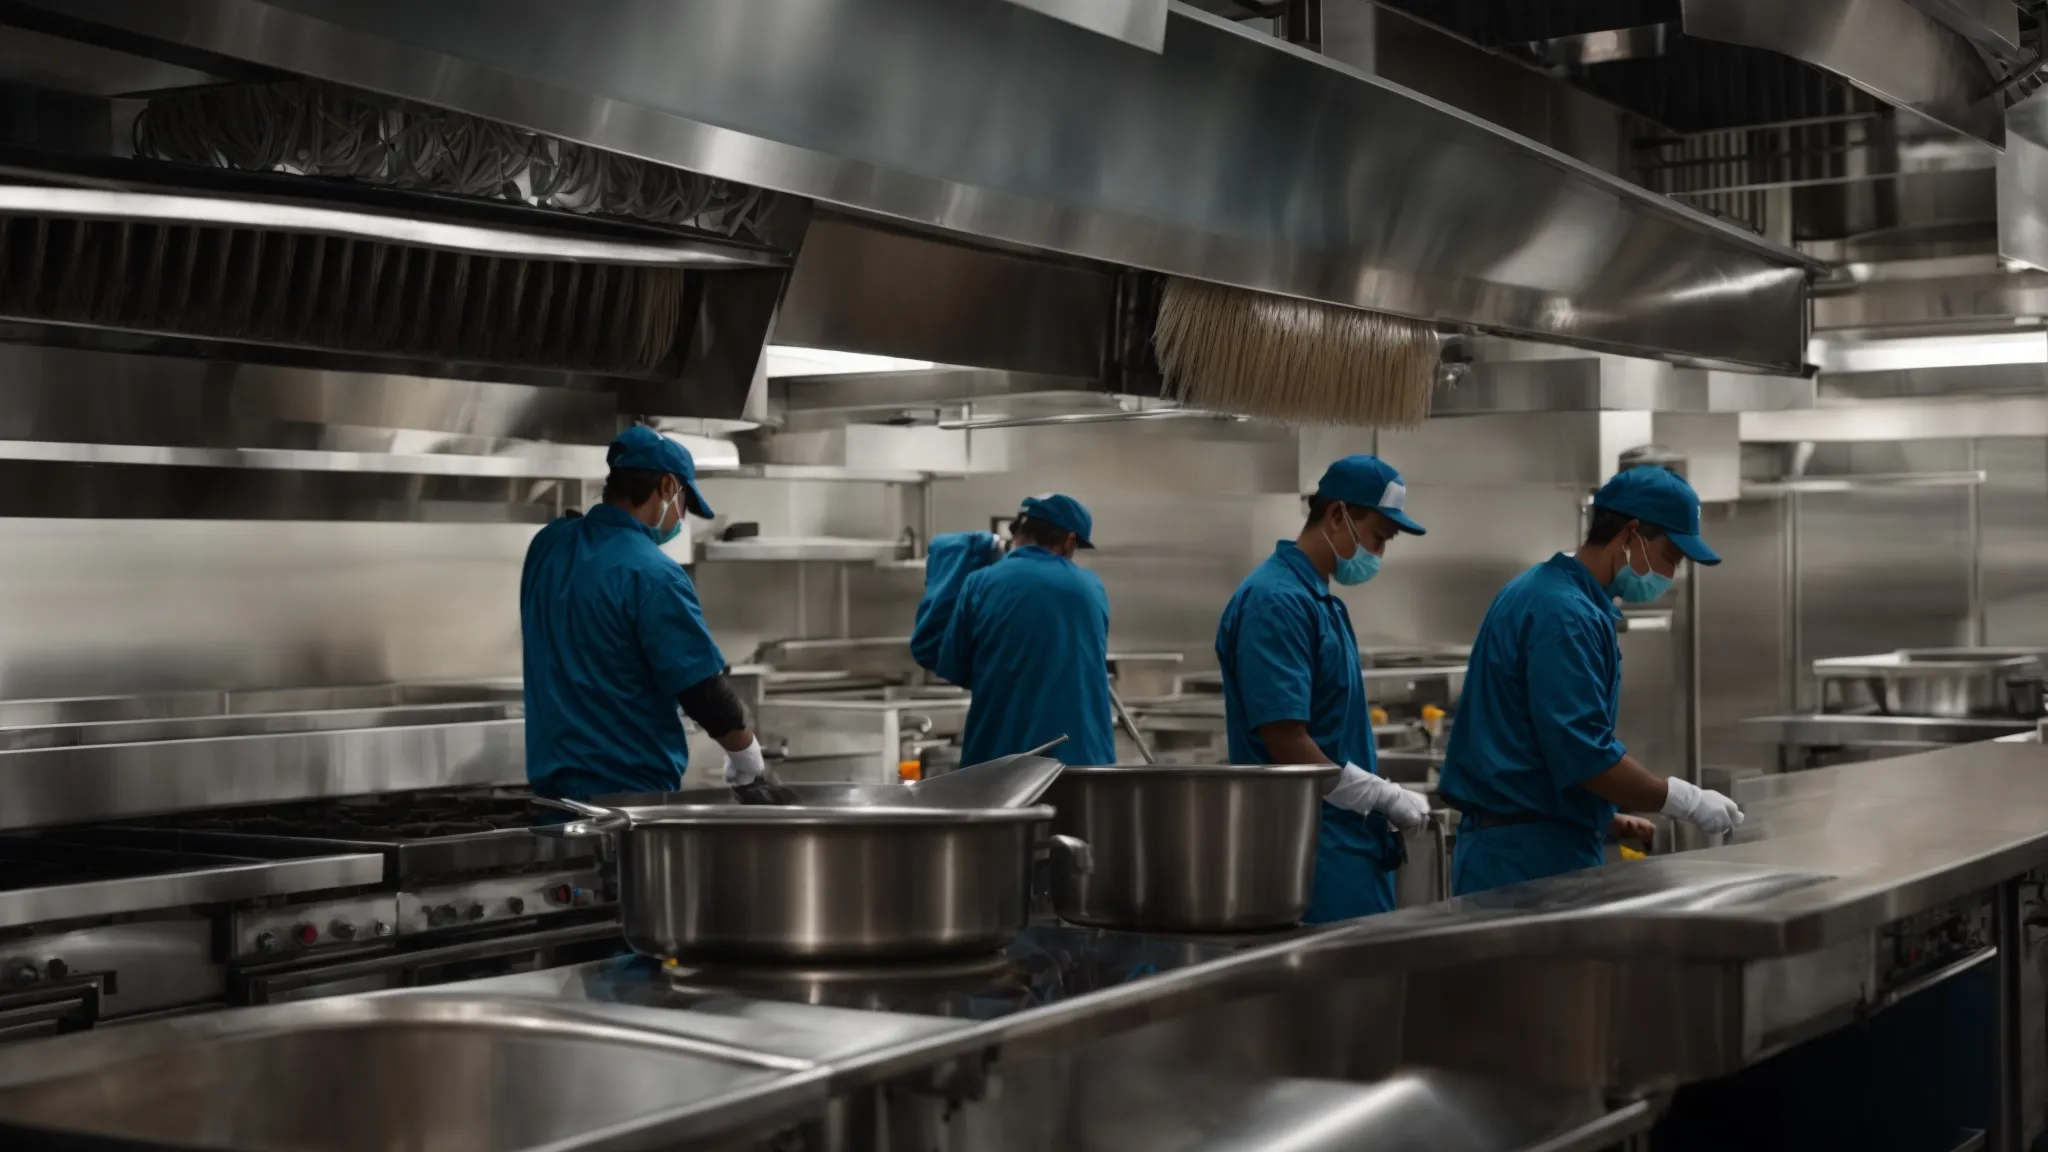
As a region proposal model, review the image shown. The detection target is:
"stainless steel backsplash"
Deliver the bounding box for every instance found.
[0,519,532,699]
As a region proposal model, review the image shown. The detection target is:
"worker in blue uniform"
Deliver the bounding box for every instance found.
[912,494,1115,768]
[1216,456,1432,923]
[1439,466,1744,897]
[521,426,763,802]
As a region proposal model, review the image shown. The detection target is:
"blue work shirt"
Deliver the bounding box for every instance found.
[1440,552,1626,895]
[1215,541,1398,922]
[925,545,1115,768]
[910,532,1000,673]
[520,504,727,802]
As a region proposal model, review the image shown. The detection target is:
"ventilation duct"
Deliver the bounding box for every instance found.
[19,0,1820,374]
[0,198,698,376]
[0,73,802,417]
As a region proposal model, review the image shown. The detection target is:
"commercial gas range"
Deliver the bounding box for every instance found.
[0,786,619,1042]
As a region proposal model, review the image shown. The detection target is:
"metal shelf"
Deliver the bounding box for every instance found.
[0,438,607,480]
[700,537,907,563]
[713,464,959,483]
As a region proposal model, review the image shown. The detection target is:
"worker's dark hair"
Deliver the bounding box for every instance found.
[1012,515,1074,550]
[1303,494,1370,531]
[1585,506,1667,546]
[602,467,666,507]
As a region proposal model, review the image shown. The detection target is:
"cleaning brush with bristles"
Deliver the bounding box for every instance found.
[1153,277,1443,428]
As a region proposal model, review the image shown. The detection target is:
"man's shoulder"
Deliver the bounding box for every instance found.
[1234,564,1316,610]
[1513,573,1614,639]
[522,514,583,567]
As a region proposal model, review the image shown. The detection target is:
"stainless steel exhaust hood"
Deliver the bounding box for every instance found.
[23,0,1819,375]
[1681,0,2008,147]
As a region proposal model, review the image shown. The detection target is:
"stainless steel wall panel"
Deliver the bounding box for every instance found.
[1980,440,2048,647]
[1352,487,1583,649]
[0,519,532,699]
[1698,500,1788,773]
[1793,445,1976,675]
[1378,413,1645,488]
[30,0,1816,371]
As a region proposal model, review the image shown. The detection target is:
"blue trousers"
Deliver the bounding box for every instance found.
[1450,819,1604,896]
[1302,805,1399,923]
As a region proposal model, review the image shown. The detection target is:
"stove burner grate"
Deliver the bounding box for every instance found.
[141,787,546,841]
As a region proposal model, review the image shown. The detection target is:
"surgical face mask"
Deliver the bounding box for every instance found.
[651,489,684,546]
[1324,508,1382,586]
[1609,536,1673,603]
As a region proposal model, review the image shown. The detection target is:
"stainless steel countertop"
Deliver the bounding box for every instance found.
[1738,712,2036,747]
[2,742,2044,1149]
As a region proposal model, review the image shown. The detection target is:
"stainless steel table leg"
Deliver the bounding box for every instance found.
[1993,878,2024,1152]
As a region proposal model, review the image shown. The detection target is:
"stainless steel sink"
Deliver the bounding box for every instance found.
[0,995,810,1151]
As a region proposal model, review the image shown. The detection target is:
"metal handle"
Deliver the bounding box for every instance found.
[529,796,630,835]
[1108,682,1158,765]
[1042,834,1095,919]
[1050,833,1093,879]
[1020,735,1069,759]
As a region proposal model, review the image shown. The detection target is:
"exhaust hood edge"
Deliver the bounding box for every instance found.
[22,0,1819,375]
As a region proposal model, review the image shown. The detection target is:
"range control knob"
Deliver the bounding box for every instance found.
[463,902,485,922]
[329,920,358,942]
[293,923,319,947]
[505,896,526,915]
[550,883,574,906]
[3,960,39,988]
[255,931,279,954]
[428,904,457,928]
[43,958,67,980]
[372,920,394,937]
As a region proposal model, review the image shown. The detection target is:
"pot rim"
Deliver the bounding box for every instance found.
[1054,763,1338,779]
[601,802,1056,826]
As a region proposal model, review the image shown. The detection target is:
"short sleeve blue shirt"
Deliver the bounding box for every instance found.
[1216,542,1378,771]
[1216,542,1398,879]
[1438,553,1627,836]
[520,504,727,801]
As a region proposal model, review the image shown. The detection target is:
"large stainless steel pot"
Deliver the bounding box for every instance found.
[538,798,1078,961]
[1046,764,1337,932]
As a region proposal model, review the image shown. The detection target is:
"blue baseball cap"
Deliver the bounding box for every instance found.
[1593,465,1719,566]
[607,426,714,518]
[1018,493,1094,549]
[1315,455,1425,536]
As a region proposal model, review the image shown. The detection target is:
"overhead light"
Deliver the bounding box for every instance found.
[763,346,937,377]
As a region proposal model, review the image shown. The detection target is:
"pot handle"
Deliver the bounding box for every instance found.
[530,796,631,836]
[1048,828,1097,901]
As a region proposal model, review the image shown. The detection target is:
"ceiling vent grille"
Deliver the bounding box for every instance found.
[0,213,691,375]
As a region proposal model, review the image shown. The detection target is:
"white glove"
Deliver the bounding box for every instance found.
[1661,776,1743,836]
[722,738,766,787]
[1326,763,1430,830]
